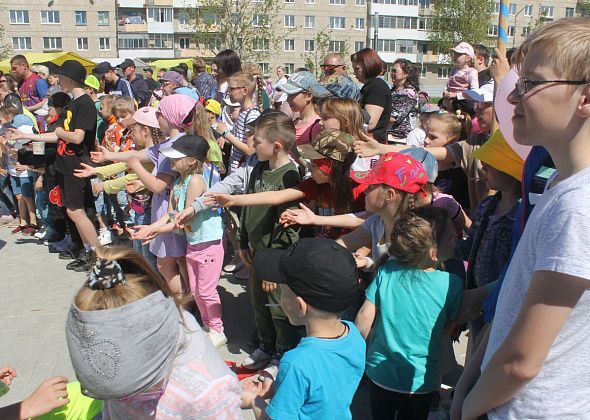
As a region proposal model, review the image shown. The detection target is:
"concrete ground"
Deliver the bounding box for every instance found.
[0,226,466,418]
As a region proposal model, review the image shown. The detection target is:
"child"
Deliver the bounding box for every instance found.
[355,206,462,419]
[134,135,227,347]
[388,58,420,143]
[243,63,272,111]
[444,42,479,100]
[66,245,242,418]
[243,238,365,418]
[185,101,224,173]
[454,18,590,419]
[214,71,260,173]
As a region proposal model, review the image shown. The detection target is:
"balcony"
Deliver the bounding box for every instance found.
[119,22,147,32]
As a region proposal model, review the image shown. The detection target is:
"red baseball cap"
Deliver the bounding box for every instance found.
[349,152,428,193]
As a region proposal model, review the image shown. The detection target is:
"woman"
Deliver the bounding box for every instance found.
[388,59,420,144]
[350,48,392,143]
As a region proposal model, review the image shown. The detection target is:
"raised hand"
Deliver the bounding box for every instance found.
[354,137,382,158]
[73,163,96,178]
[279,203,316,227]
[19,376,69,419]
[0,366,16,386]
[204,192,234,208]
[90,145,111,164]
[126,180,144,194]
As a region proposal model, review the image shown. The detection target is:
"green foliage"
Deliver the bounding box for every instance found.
[577,1,590,17]
[427,0,492,54]
[301,28,350,77]
[184,0,284,62]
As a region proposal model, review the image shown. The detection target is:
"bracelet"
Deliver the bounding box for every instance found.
[221,128,231,138]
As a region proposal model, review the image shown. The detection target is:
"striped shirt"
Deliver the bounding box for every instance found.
[229,106,260,173]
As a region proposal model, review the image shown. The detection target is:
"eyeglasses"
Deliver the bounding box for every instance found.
[320,64,344,70]
[515,77,588,96]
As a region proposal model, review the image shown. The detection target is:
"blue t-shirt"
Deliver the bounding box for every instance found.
[266,320,365,420]
[365,260,462,393]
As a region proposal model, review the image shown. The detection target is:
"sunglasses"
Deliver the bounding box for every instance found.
[0,80,6,83]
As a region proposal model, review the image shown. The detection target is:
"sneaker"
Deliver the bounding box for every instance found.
[98,228,113,246]
[259,353,281,382]
[207,329,228,348]
[223,256,241,273]
[233,264,250,280]
[22,225,38,235]
[60,247,83,260]
[34,227,48,239]
[242,346,272,371]
[11,224,28,234]
[73,250,96,272]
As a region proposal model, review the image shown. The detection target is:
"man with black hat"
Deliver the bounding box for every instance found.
[10,60,99,271]
[120,58,149,108]
[94,61,133,99]
[143,67,159,92]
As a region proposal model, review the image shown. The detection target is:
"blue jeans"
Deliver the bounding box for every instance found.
[132,209,157,269]
[34,185,51,228]
[0,174,16,216]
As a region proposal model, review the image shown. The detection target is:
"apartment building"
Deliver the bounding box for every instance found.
[5,0,117,59]
[369,0,578,95]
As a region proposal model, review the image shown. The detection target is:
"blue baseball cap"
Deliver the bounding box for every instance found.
[174,87,200,102]
[12,114,34,128]
[400,147,438,183]
[276,71,318,95]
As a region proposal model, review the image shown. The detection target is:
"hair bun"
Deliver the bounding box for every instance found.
[87,258,126,290]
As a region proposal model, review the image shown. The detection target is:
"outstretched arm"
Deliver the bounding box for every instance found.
[206,188,305,208]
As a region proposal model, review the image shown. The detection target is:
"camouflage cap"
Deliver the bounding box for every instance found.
[297,128,355,162]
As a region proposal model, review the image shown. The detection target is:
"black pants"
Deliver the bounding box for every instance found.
[369,380,435,420]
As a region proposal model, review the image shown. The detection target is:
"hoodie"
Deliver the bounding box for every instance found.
[128,73,150,108]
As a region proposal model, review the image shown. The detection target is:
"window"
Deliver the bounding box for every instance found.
[356,0,366,5]
[75,11,87,25]
[490,2,499,14]
[397,39,415,54]
[438,67,449,79]
[284,63,295,74]
[284,15,295,27]
[420,66,427,78]
[41,11,60,24]
[147,8,173,22]
[355,41,365,51]
[398,0,418,4]
[330,0,345,4]
[524,4,533,16]
[418,17,428,30]
[400,16,418,29]
[284,39,295,51]
[284,0,294,3]
[565,7,574,18]
[253,38,269,51]
[540,5,554,18]
[376,39,396,52]
[43,37,62,50]
[98,11,110,25]
[177,11,189,24]
[9,10,29,24]
[379,15,396,28]
[99,37,111,50]
[329,16,345,29]
[253,14,269,27]
[12,37,31,50]
[179,37,190,49]
[522,26,532,37]
[119,34,148,49]
[508,3,516,15]
[355,18,365,30]
[329,40,345,52]
[304,15,315,28]
[204,36,222,50]
[488,25,498,36]
[419,0,430,7]
[507,25,515,37]
[77,37,88,50]
[258,63,269,75]
[202,12,221,25]
[148,33,173,48]
[305,0,315,3]
[304,39,315,52]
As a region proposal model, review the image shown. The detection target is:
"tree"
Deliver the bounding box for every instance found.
[427,0,492,54]
[0,8,11,60]
[577,1,590,17]
[185,0,285,63]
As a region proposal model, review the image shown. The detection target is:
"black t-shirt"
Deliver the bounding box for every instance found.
[54,94,97,175]
[360,77,392,142]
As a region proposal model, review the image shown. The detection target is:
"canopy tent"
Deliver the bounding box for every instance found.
[148,58,195,73]
[0,52,96,74]
[91,58,151,72]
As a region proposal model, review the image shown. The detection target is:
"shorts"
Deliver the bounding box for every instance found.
[10,175,35,198]
[56,171,96,211]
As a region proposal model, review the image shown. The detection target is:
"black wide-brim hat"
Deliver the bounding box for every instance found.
[57,60,87,86]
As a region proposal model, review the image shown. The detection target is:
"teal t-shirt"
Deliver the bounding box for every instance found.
[266,320,365,420]
[365,260,462,393]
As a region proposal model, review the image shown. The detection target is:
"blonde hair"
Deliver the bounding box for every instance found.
[244,63,265,109]
[99,94,116,116]
[31,64,49,77]
[319,97,365,142]
[186,102,214,142]
[112,96,136,117]
[518,17,590,82]
[427,112,470,143]
[229,71,256,95]
[74,246,186,312]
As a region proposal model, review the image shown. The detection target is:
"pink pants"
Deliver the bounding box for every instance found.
[185,239,225,332]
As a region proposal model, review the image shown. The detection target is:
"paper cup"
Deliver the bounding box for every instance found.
[32,141,45,155]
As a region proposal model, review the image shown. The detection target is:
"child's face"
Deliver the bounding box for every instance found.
[253,133,278,162]
[481,163,517,191]
[157,113,171,135]
[130,124,147,148]
[424,119,453,147]
[206,110,218,122]
[364,183,389,213]
[391,64,408,84]
[47,106,57,120]
[474,102,494,130]
[320,114,340,131]
[116,110,132,125]
[99,102,111,119]
[279,284,305,326]
[228,83,246,104]
[435,221,457,263]
[310,161,331,184]
[453,52,470,67]
[170,156,196,173]
[286,91,309,112]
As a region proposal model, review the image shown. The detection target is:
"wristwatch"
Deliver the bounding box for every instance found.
[221,128,231,138]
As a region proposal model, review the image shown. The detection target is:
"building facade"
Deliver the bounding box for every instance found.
[5,0,117,59]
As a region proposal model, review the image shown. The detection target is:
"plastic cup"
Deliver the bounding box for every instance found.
[32,141,45,155]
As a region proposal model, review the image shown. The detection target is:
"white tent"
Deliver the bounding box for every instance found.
[91,58,151,72]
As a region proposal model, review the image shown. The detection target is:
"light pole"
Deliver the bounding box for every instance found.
[373,12,379,50]
[513,5,527,47]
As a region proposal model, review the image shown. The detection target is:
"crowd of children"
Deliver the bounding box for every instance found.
[2,17,590,419]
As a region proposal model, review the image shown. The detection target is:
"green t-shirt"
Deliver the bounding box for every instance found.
[365,260,462,393]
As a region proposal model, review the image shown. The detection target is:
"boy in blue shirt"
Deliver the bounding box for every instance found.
[242,238,365,419]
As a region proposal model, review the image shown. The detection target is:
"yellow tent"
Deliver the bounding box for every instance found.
[0,52,96,74]
[148,58,195,73]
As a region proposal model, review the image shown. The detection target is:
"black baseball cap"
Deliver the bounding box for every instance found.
[119,59,135,70]
[159,134,209,160]
[57,60,86,86]
[253,238,359,313]
[93,61,115,78]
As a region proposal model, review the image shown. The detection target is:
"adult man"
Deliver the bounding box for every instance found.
[94,61,133,98]
[159,71,183,97]
[473,44,492,86]
[142,67,159,92]
[10,55,49,131]
[120,59,149,107]
[319,53,360,101]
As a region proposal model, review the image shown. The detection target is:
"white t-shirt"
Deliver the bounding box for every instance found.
[482,166,590,419]
[406,127,426,148]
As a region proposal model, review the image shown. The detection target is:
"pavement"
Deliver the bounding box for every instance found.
[0,226,467,418]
